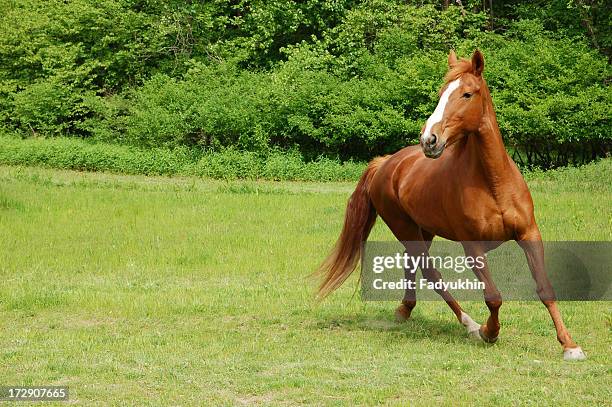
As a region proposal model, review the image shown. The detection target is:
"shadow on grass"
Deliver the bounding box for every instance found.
[310,308,492,346]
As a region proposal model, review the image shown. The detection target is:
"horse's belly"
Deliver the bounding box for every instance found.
[410,212,506,241]
[401,185,509,241]
[437,213,508,241]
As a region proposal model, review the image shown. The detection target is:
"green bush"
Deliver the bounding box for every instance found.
[0,133,193,175]
[96,4,609,165]
[11,81,80,136]
[1,132,607,182]
[452,20,610,167]
[0,134,366,181]
[0,1,609,168]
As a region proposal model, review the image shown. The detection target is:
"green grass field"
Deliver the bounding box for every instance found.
[0,161,610,405]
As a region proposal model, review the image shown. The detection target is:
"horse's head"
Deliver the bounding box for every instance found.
[420,49,486,159]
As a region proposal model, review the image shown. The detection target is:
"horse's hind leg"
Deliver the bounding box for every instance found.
[395,227,469,329]
[380,217,421,321]
[379,213,468,328]
[395,253,418,322]
[395,238,433,322]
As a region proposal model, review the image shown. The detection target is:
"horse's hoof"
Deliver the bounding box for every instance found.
[461,312,482,341]
[395,305,411,322]
[467,328,481,341]
[563,347,586,361]
[478,326,498,344]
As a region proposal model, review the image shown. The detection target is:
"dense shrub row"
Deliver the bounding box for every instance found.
[2,134,609,183]
[0,1,610,168]
[0,134,364,181]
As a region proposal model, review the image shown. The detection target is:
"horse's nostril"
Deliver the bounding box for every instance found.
[429,134,437,146]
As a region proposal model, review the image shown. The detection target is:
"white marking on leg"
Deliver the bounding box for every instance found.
[461,311,481,339]
[421,78,461,143]
[563,347,586,361]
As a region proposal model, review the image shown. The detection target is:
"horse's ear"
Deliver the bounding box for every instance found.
[472,49,484,76]
[448,50,458,67]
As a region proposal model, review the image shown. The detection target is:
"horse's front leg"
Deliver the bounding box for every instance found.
[518,233,586,360]
[464,244,501,343]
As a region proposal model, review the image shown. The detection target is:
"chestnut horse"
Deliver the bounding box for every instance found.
[316,50,585,361]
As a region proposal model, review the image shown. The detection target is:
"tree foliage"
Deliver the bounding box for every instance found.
[0,0,610,167]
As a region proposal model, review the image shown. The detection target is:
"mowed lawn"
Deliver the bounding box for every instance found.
[0,161,610,406]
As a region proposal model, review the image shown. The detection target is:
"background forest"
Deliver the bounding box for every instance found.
[0,0,610,170]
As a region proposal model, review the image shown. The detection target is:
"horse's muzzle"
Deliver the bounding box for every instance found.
[420,140,446,159]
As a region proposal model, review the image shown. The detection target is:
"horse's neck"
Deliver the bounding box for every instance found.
[469,85,512,195]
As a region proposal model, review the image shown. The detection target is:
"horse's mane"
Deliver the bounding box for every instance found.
[444,59,473,83]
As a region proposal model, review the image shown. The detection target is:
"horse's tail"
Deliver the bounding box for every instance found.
[314,156,388,300]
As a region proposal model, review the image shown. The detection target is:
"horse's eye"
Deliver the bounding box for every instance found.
[462,92,472,99]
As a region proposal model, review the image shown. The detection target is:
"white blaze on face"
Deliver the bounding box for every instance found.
[422,78,461,143]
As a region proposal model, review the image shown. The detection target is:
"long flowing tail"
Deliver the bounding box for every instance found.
[315,156,388,300]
